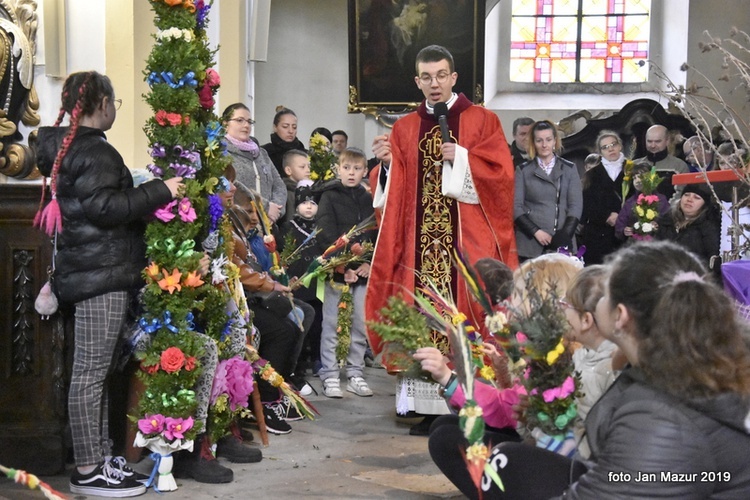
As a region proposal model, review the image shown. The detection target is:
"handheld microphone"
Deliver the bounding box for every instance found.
[433,102,452,144]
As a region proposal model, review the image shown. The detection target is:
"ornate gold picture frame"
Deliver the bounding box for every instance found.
[347,0,485,117]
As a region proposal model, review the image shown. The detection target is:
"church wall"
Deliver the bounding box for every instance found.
[685,0,750,139]
[253,0,366,151]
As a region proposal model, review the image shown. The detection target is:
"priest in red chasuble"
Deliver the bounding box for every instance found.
[366,45,518,429]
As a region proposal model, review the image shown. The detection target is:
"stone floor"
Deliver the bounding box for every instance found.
[0,367,462,499]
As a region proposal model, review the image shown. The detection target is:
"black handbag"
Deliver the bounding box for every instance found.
[254,290,293,318]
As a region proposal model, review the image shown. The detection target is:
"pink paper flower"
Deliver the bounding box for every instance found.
[205,68,221,87]
[210,357,254,411]
[224,358,254,411]
[515,332,528,344]
[138,413,165,435]
[542,376,575,403]
[163,416,194,441]
[155,110,169,126]
[198,84,214,109]
[178,198,197,222]
[210,361,229,405]
[166,112,183,126]
[154,200,177,222]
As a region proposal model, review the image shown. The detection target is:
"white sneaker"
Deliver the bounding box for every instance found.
[346,376,373,397]
[299,382,314,396]
[322,378,343,398]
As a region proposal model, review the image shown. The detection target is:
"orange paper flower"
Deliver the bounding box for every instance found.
[183,270,205,288]
[158,268,183,294]
[145,262,161,280]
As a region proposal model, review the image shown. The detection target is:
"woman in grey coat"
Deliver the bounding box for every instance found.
[222,103,287,223]
[513,120,583,261]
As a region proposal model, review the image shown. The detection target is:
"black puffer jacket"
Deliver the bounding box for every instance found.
[315,181,376,285]
[656,208,721,269]
[559,367,750,499]
[35,126,173,304]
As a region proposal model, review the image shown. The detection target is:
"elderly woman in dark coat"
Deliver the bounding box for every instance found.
[514,120,583,262]
[581,130,628,265]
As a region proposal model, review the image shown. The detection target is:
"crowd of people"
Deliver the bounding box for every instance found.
[37,40,750,498]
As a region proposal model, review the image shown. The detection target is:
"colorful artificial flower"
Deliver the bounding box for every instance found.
[158,268,183,294]
[184,356,197,371]
[621,159,635,202]
[178,198,197,222]
[163,416,194,441]
[154,200,177,222]
[632,168,664,241]
[546,339,565,365]
[142,362,160,375]
[542,376,576,403]
[223,358,255,411]
[308,132,337,182]
[146,262,161,280]
[182,270,204,288]
[160,346,186,373]
[198,84,214,109]
[138,414,166,435]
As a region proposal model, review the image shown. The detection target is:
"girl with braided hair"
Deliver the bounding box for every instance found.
[34,71,183,497]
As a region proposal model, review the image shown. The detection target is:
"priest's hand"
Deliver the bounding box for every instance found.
[441,142,456,162]
[372,134,392,165]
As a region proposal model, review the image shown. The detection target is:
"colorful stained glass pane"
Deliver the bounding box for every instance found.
[584,0,609,15]
[581,16,608,42]
[511,17,538,42]
[512,0,541,16]
[623,0,650,14]
[552,16,579,42]
[510,0,651,83]
[552,0,579,16]
[550,59,577,83]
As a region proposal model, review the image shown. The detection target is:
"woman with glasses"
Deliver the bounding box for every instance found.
[514,120,583,262]
[34,71,184,497]
[222,103,287,224]
[261,106,307,177]
[580,130,628,265]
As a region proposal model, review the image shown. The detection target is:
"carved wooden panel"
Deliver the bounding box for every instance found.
[0,183,67,474]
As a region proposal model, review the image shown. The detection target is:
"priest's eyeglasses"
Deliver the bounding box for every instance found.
[418,72,451,85]
[114,99,122,110]
[229,117,256,125]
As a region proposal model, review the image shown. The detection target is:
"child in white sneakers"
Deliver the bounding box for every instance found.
[316,147,376,398]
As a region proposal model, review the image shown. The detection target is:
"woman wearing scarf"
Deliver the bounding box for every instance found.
[222,103,287,224]
[261,106,307,177]
[580,130,628,265]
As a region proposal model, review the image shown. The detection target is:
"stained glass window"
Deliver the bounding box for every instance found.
[510,0,650,83]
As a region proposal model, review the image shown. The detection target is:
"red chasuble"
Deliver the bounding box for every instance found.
[366,94,518,368]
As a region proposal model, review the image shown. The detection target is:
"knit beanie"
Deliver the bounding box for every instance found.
[294,182,317,207]
[682,183,712,202]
